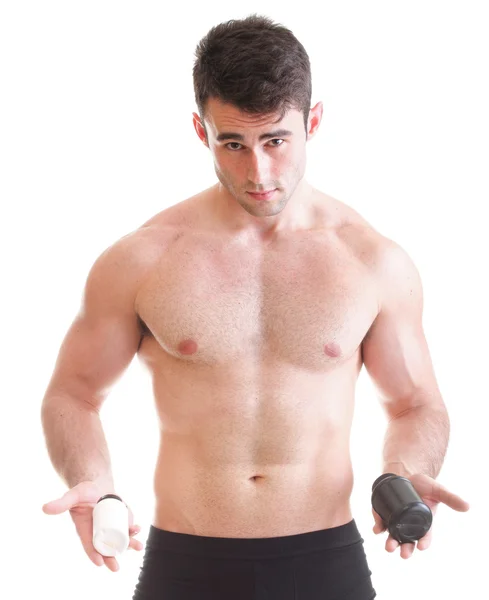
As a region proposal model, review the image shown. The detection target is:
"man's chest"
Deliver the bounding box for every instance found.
[136,229,379,371]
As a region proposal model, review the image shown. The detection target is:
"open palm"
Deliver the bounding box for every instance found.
[43,481,143,572]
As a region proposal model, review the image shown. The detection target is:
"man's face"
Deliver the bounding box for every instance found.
[193,98,320,218]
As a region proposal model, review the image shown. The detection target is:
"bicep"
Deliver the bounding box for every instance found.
[44,239,143,409]
[362,242,442,420]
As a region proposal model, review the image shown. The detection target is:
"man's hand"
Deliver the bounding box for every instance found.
[42,481,144,571]
[372,473,470,559]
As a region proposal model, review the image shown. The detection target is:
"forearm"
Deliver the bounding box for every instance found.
[41,395,116,495]
[382,404,450,479]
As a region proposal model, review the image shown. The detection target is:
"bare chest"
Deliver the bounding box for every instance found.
[136,228,378,372]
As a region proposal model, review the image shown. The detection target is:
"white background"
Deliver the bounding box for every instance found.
[1,1,487,598]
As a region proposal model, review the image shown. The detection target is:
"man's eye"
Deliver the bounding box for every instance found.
[225,139,284,151]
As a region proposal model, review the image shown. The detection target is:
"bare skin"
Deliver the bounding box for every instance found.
[133,184,381,537]
[45,98,467,573]
[42,99,470,573]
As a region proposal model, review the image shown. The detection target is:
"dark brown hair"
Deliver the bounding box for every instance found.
[193,14,312,136]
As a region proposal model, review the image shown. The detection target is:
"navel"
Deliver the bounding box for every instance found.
[324,342,341,357]
[177,339,198,355]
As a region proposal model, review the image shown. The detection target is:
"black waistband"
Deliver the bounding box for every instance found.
[145,519,363,559]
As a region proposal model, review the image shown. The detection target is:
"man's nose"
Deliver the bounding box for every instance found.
[247,150,271,186]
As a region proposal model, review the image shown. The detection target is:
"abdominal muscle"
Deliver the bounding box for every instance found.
[150,387,356,538]
[152,451,354,538]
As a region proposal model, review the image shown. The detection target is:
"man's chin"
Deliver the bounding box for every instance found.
[242,199,286,217]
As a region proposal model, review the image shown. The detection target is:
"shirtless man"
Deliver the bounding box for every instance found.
[41,14,470,600]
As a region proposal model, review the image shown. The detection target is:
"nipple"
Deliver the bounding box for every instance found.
[178,339,198,355]
[324,342,341,357]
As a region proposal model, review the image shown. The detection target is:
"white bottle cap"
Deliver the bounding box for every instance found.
[92,494,130,557]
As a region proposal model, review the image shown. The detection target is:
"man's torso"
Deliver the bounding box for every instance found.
[130,185,383,537]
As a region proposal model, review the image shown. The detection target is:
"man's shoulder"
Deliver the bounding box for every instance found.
[325,196,387,266]
[138,187,211,232]
[113,191,204,258]
[336,202,416,288]
[324,195,415,289]
[96,212,182,286]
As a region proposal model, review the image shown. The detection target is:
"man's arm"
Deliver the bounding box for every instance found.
[361,239,450,479]
[41,232,146,495]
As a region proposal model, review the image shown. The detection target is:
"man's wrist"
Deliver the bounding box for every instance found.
[92,477,117,497]
[382,462,413,478]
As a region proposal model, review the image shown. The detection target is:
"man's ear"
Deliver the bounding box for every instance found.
[192,112,209,147]
[306,101,323,141]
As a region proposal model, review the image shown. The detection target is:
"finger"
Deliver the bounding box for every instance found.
[371,509,386,534]
[70,509,105,566]
[448,494,470,511]
[88,551,105,566]
[386,535,398,552]
[42,486,98,515]
[129,537,144,551]
[42,491,81,515]
[437,487,470,511]
[103,555,119,572]
[94,553,105,566]
[76,526,106,566]
[425,483,470,512]
[385,533,400,553]
[417,528,432,551]
[400,542,415,559]
[128,524,143,550]
[417,537,430,551]
[78,532,105,569]
[372,522,386,534]
[371,507,383,523]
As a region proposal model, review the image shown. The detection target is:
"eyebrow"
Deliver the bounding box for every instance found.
[216,129,293,142]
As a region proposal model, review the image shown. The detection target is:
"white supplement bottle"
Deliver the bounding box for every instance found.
[92,493,130,557]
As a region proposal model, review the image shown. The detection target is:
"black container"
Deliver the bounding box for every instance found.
[371,473,432,543]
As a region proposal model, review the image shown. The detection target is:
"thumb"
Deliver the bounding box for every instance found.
[371,508,386,534]
[42,489,80,515]
[42,482,100,515]
[372,520,386,534]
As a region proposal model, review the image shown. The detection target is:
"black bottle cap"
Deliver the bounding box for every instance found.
[372,472,397,492]
[97,493,123,504]
[390,503,433,543]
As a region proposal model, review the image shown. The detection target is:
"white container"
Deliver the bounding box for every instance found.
[92,494,129,557]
